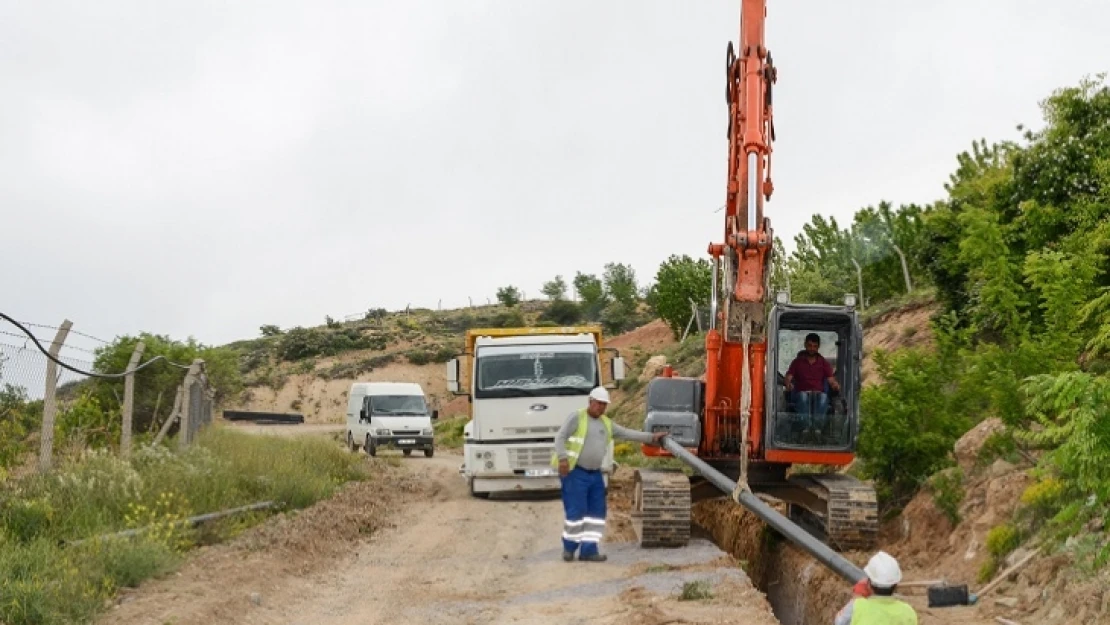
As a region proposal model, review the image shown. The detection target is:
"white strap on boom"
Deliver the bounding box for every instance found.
[732,313,753,502]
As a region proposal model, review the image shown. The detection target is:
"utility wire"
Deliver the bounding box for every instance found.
[0,312,192,379]
[15,320,110,344]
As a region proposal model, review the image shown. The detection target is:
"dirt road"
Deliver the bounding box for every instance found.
[105,450,779,625]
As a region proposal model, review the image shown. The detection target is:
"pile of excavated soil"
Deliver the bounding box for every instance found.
[606,319,677,355]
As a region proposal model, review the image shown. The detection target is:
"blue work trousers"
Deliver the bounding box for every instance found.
[793,390,829,431]
[560,466,607,556]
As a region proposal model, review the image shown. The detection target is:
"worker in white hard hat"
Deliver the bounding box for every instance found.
[834,551,918,624]
[551,386,667,562]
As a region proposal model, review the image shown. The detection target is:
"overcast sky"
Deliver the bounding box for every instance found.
[2,0,1108,351]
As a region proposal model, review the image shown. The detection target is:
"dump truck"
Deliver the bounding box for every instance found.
[445,326,626,497]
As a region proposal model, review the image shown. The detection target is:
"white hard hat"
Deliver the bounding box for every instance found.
[589,387,610,403]
[863,551,902,588]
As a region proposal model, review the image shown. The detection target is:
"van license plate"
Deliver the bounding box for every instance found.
[525,468,555,477]
[398,439,415,445]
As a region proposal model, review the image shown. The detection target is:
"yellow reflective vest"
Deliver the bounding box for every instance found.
[551,409,613,470]
[851,596,918,625]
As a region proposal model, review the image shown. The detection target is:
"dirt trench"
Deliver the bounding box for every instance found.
[691,499,995,625]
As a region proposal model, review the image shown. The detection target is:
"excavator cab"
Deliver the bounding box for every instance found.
[765,299,863,454]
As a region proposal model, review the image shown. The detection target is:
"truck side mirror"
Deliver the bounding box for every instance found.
[431,409,439,420]
[359,408,367,420]
[446,359,460,393]
[612,356,626,381]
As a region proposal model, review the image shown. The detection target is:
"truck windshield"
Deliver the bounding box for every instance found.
[475,345,597,399]
[369,395,427,415]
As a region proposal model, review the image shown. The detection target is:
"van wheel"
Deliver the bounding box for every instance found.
[424,448,434,458]
[347,432,358,452]
[365,434,376,457]
[403,449,412,457]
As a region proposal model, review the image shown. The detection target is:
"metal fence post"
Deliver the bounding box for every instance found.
[38,319,73,473]
[121,340,145,458]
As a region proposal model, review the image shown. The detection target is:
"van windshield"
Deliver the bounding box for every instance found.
[369,395,427,415]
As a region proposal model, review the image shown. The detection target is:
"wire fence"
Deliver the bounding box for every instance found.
[0,314,216,473]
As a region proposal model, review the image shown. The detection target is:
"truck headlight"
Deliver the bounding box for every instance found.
[421,428,433,436]
[376,429,390,436]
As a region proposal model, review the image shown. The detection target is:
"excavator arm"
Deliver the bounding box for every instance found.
[703,0,777,461]
[718,0,775,302]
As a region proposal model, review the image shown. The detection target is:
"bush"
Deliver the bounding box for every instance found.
[929,468,965,525]
[496,286,521,307]
[434,417,467,448]
[986,523,1020,558]
[857,348,972,506]
[539,300,583,325]
[277,327,386,362]
[1020,476,1066,520]
[491,309,525,328]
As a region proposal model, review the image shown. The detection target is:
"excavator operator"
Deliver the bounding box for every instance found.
[784,333,840,435]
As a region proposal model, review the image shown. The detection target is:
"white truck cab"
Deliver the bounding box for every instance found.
[445,326,625,497]
[345,381,438,458]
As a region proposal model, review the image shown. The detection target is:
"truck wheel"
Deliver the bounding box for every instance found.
[347,432,358,452]
[403,449,412,457]
[365,434,377,457]
[424,448,434,458]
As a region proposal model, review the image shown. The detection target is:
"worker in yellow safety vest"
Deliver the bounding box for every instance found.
[834,551,918,624]
[552,386,667,562]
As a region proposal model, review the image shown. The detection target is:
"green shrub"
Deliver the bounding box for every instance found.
[434,417,467,448]
[857,348,972,505]
[929,468,965,525]
[539,300,583,325]
[678,580,714,601]
[986,524,1020,558]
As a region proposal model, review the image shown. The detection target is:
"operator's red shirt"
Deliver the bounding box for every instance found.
[787,352,833,392]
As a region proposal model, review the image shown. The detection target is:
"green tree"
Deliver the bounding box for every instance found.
[259,324,282,337]
[496,286,522,307]
[573,272,607,320]
[649,255,712,338]
[542,275,568,301]
[603,263,639,307]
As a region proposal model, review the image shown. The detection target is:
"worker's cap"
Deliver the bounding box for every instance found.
[588,387,611,403]
[863,550,902,588]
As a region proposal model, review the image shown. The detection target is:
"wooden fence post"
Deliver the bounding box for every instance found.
[38,319,73,473]
[121,340,145,458]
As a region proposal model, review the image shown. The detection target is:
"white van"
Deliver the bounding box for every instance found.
[345,382,438,457]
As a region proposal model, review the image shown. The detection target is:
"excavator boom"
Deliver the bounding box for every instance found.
[633,0,879,561]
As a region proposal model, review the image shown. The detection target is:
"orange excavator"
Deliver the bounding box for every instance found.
[631,0,878,552]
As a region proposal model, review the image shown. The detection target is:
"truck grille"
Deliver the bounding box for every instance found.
[393,430,421,436]
[508,447,553,469]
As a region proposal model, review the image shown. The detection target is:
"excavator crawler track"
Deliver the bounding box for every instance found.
[631,469,691,548]
[787,473,878,552]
